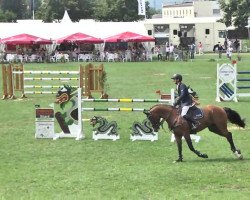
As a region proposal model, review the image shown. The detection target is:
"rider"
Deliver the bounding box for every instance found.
[171,74,199,129]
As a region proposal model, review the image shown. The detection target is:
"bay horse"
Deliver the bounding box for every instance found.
[144,104,245,162]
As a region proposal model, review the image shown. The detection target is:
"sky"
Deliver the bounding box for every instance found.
[147,0,183,9]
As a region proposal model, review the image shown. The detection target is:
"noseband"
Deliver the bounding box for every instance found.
[148,106,173,131]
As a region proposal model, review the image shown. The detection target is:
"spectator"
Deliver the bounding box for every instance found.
[190,43,195,60]
[165,44,170,61]
[234,39,240,52]
[226,46,233,60]
[218,42,223,58]
[169,44,174,60]
[155,45,162,61]
[198,42,203,55]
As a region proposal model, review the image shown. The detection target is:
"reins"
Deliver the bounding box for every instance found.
[160,106,174,133]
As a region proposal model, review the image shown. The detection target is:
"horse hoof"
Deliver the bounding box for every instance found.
[173,159,183,163]
[202,154,208,158]
[234,151,243,160]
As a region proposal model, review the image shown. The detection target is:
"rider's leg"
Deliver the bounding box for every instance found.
[181,106,199,129]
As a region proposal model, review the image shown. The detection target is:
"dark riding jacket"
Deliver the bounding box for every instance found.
[174,83,192,107]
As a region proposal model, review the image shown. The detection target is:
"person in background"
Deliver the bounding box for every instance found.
[227,45,233,60]
[234,39,240,52]
[190,43,195,60]
[155,45,162,61]
[165,44,170,61]
[198,42,203,55]
[169,43,174,60]
[218,42,223,59]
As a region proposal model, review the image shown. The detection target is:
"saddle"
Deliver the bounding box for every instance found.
[187,106,204,120]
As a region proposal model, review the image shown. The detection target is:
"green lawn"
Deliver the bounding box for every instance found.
[1,53,250,199]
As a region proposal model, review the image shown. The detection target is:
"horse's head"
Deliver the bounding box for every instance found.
[143,109,161,132]
[144,104,173,132]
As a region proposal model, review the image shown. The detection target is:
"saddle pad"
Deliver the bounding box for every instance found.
[188,106,204,120]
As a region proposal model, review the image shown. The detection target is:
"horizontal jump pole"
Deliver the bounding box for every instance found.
[24,85,79,88]
[237,93,250,97]
[24,78,79,81]
[237,86,250,89]
[82,108,148,112]
[238,71,250,74]
[13,71,79,75]
[237,78,250,81]
[24,91,59,94]
[82,98,171,102]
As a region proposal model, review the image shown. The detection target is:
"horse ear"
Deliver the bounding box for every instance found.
[143,110,150,116]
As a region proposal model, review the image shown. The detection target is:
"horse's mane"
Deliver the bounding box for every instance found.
[149,104,173,111]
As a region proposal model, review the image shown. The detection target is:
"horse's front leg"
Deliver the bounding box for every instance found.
[174,134,183,162]
[183,133,208,159]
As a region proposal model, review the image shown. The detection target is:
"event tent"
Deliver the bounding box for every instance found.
[103,31,155,43]
[56,32,103,44]
[0,33,52,45]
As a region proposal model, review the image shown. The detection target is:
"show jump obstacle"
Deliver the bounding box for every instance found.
[35,88,175,141]
[2,63,105,99]
[216,63,250,102]
[35,87,200,142]
[54,88,174,141]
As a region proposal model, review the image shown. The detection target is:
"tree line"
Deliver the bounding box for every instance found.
[0,0,157,22]
[0,0,248,32]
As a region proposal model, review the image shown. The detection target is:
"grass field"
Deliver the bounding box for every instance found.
[1,53,250,199]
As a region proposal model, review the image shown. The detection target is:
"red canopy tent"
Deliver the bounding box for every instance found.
[104,31,155,43]
[56,32,104,44]
[0,33,52,45]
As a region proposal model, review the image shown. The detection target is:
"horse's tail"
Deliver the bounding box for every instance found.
[223,107,245,128]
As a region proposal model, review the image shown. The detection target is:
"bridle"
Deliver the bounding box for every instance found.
[148,105,174,132]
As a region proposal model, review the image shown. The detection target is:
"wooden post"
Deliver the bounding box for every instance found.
[7,64,14,99]
[79,65,84,96]
[2,65,8,99]
[79,63,106,98]
[11,64,25,98]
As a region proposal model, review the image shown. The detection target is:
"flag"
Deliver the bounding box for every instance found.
[137,0,146,15]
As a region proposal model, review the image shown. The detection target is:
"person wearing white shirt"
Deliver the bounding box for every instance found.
[227,46,233,60]
[169,44,174,60]
[165,45,170,60]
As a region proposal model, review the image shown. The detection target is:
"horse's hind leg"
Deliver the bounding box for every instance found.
[208,125,243,159]
[226,131,243,159]
[183,133,208,159]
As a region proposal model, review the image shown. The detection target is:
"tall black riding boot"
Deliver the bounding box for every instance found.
[183,115,199,130]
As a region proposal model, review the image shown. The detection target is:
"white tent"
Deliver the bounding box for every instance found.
[0,20,149,41]
[61,10,72,23]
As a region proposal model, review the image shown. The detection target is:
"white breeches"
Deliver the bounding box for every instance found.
[181,106,190,116]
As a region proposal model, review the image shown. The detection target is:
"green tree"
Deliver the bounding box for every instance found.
[0,0,26,21]
[93,0,151,22]
[0,9,16,22]
[36,0,95,22]
[219,0,249,29]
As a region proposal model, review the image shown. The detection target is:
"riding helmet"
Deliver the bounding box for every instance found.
[171,74,182,81]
